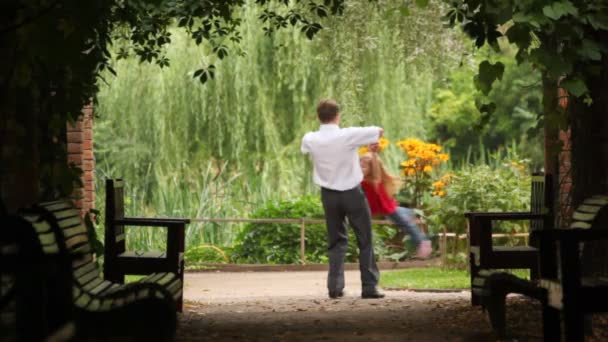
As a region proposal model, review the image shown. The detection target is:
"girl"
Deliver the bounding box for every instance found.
[359,151,432,258]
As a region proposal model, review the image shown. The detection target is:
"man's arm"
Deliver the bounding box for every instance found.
[367,128,385,152]
[301,134,311,154]
[343,126,382,147]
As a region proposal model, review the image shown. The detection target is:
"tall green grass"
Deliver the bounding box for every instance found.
[93,1,470,251]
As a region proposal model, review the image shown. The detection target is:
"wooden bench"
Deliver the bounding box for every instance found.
[30,200,182,341]
[465,172,553,305]
[0,213,75,341]
[105,179,189,311]
[476,195,608,340]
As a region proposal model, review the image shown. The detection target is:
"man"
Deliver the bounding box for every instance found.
[301,99,384,299]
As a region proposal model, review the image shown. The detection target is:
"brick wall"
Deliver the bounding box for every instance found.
[67,105,95,217]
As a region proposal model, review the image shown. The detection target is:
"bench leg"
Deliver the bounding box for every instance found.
[105,270,125,284]
[486,289,507,339]
[543,305,561,341]
[470,253,481,306]
[563,306,584,342]
[176,256,184,312]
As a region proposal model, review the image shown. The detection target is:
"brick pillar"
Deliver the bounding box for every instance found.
[557,87,572,227]
[558,128,572,226]
[67,105,95,217]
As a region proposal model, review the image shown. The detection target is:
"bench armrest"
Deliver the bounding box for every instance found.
[465,212,547,221]
[115,217,190,227]
[536,228,608,242]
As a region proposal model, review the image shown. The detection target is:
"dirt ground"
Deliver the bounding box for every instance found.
[176,271,608,341]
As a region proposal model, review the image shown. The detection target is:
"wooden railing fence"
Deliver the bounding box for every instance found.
[190,217,531,265]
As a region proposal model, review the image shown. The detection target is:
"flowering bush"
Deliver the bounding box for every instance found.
[431,173,452,197]
[426,157,532,236]
[395,138,450,207]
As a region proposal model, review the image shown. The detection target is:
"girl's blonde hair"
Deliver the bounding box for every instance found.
[360,152,402,196]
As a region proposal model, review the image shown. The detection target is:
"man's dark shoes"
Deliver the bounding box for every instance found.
[328,290,344,299]
[361,289,385,299]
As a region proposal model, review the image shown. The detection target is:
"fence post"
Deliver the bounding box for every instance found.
[300,219,306,265]
[440,228,447,267]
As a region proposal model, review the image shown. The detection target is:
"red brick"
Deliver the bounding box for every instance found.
[83,150,94,160]
[84,181,95,191]
[84,118,93,129]
[85,192,95,201]
[82,160,94,171]
[82,140,93,151]
[67,132,84,143]
[67,120,83,132]
[67,143,81,154]
[84,173,94,182]
[84,129,93,141]
[68,154,82,165]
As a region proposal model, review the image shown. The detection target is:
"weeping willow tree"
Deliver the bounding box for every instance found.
[95,0,468,247]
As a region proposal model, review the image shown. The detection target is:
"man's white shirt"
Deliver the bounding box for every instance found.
[301,124,381,191]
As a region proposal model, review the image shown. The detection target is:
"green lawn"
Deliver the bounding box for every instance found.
[380,267,530,290]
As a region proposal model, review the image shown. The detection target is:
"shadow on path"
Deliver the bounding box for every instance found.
[176,271,607,341]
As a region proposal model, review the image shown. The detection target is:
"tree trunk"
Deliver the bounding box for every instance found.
[571,30,608,276]
[541,73,561,225]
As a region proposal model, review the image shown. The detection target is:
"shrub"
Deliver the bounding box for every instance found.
[185,245,229,264]
[426,158,531,236]
[231,194,418,264]
[232,196,339,263]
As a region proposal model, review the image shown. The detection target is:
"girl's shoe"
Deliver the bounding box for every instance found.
[416,240,432,258]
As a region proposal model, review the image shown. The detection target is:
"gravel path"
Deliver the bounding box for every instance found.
[176,271,525,341]
[177,270,608,341]
[183,270,366,303]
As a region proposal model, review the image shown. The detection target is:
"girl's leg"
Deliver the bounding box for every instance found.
[386,207,428,247]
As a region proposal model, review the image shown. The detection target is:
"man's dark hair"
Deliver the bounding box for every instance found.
[317,99,339,123]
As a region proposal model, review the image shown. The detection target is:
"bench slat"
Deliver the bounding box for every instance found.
[82,278,105,292]
[74,262,97,278]
[43,202,72,212]
[118,251,167,259]
[54,209,81,220]
[65,234,89,249]
[63,226,87,240]
[89,281,113,295]
[58,217,83,229]
[32,221,52,234]
[584,197,608,206]
[570,221,592,229]
[572,211,597,222]
[576,204,603,214]
[141,273,166,284]
[37,232,57,246]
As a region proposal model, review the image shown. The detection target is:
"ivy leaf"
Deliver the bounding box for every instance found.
[577,39,601,61]
[463,21,485,47]
[586,14,608,30]
[560,77,588,97]
[474,61,505,95]
[487,29,502,52]
[530,48,572,79]
[505,24,531,50]
[213,45,229,59]
[542,0,578,20]
[301,22,322,40]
